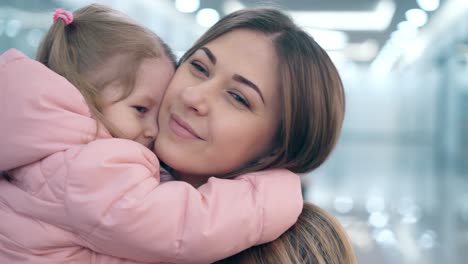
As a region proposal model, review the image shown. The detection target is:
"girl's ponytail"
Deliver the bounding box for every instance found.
[36,8,112,135]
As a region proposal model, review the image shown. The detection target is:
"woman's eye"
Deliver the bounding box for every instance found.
[133,106,148,114]
[229,92,250,108]
[190,61,209,77]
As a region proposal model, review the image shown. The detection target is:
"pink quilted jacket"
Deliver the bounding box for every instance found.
[0,49,303,263]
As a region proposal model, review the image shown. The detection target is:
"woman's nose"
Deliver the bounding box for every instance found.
[179,82,212,116]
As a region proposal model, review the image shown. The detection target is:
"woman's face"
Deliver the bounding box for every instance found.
[155,29,280,180]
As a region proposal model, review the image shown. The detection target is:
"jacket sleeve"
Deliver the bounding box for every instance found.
[59,139,303,264]
[0,49,106,171]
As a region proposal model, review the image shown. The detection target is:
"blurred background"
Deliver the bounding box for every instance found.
[1,0,467,263]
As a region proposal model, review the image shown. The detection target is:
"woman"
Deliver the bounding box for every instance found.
[157,11,352,262]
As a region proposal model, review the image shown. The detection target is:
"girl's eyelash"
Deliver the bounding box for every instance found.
[190,61,209,77]
[133,106,148,114]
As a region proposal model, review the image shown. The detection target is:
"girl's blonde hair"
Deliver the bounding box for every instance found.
[180,8,345,176]
[37,4,176,135]
[217,202,357,264]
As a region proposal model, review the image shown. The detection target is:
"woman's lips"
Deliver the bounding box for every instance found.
[169,114,203,140]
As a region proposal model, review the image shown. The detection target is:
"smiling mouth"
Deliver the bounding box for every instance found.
[169,114,203,140]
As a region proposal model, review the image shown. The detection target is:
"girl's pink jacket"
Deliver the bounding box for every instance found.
[0,49,303,264]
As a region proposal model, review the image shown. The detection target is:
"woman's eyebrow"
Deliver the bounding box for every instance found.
[200,47,216,64]
[200,46,265,104]
[233,74,265,104]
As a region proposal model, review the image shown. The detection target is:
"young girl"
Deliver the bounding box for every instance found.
[0,4,302,263]
[0,5,348,264]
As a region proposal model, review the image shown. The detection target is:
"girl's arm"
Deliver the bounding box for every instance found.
[0,49,303,263]
[0,49,106,171]
[7,138,302,264]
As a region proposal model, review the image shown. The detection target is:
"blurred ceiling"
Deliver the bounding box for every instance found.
[0,0,448,66]
[193,0,445,64]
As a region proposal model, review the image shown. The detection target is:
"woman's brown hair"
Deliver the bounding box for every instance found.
[36,3,176,136]
[217,202,356,264]
[179,8,345,176]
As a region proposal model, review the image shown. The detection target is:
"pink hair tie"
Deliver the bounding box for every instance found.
[53,8,74,26]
